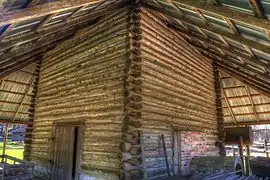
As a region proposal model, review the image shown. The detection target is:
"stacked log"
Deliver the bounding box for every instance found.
[120,5,144,180]
[31,7,131,179]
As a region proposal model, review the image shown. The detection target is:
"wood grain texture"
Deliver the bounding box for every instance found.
[139,8,219,179]
[30,7,130,179]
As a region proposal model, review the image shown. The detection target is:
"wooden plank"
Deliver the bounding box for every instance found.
[2,123,8,162]
[161,134,170,177]
[245,85,259,123]
[172,24,270,70]
[238,136,245,176]
[221,89,237,126]
[0,0,105,26]
[164,0,270,30]
[145,3,270,54]
[248,0,265,18]
[246,144,251,176]
[11,76,35,122]
[225,120,270,126]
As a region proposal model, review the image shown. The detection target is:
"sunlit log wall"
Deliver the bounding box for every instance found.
[30,8,132,179]
[138,9,220,179]
[30,5,221,180]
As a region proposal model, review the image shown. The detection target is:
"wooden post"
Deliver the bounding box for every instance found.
[245,145,251,176]
[2,123,8,162]
[161,134,170,177]
[232,145,236,156]
[265,139,269,158]
[238,136,245,176]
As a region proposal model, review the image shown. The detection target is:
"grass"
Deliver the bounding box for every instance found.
[0,141,24,161]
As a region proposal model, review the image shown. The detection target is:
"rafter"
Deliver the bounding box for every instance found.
[156,12,270,73]
[223,17,239,34]
[222,102,270,109]
[244,85,260,123]
[0,100,31,106]
[198,49,270,97]
[167,0,270,29]
[0,55,41,79]
[11,76,35,122]
[144,1,270,54]
[0,16,98,53]
[221,88,238,126]
[224,110,270,117]
[166,0,184,13]
[0,30,74,61]
[0,0,105,26]
[220,94,262,100]
[248,0,264,18]
[0,120,33,125]
[225,120,270,126]
[179,32,270,78]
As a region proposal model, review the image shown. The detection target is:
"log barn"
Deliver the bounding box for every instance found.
[0,0,270,179]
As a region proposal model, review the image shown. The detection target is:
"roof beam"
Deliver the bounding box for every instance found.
[182,35,270,83]
[0,100,31,106]
[11,77,35,122]
[0,120,32,125]
[222,102,270,109]
[0,32,73,78]
[170,0,270,29]
[224,111,270,117]
[225,120,270,126]
[197,48,270,97]
[248,0,265,18]
[0,29,74,60]
[170,23,270,70]
[0,0,105,26]
[0,15,99,52]
[144,1,270,54]
[221,88,238,126]
[245,85,260,123]
[220,93,261,100]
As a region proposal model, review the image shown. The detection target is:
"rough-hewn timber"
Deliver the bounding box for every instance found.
[31,7,131,179]
[30,5,221,180]
[137,8,220,179]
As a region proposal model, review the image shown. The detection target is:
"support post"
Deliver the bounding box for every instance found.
[246,145,251,176]
[232,145,236,156]
[265,139,269,158]
[2,123,8,162]
[238,136,245,176]
[162,134,170,177]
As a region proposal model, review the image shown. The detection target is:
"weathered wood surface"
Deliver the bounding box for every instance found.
[31,7,131,179]
[0,155,34,180]
[29,5,223,180]
[137,8,220,180]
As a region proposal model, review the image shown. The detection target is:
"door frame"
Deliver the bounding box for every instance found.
[50,120,85,180]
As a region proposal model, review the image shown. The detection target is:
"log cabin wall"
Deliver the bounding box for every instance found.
[29,5,221,180]
[138,9,220,179]
[30,7,132,179]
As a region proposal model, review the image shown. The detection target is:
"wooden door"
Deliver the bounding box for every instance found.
[51,126,76,180]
